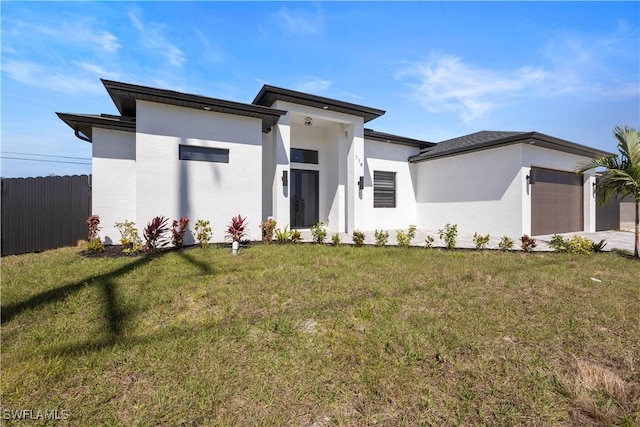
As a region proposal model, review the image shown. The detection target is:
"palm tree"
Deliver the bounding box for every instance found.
[575,125,640,258]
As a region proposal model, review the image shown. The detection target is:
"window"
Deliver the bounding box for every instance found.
[179,145,229,163]
[290,148,318,164]
[374,171,396,208]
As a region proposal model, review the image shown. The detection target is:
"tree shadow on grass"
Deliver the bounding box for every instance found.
[2,250,218,354]
[1,255,155,327]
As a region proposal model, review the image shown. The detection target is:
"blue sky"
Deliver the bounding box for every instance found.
[1,1,638,178]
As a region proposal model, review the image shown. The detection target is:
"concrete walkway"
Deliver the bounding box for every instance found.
[297,228,637,253]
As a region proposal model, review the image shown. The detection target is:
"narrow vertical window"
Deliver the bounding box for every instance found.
[374,171,396,208]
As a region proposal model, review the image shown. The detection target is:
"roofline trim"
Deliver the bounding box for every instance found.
[364,128,435,148]
[253,84,385,123]
[101,79,287,132]
[409,131,611,162]
[56,112,136,143]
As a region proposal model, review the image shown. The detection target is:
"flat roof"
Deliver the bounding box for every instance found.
[253,85,385,123]
[102,80,287,133]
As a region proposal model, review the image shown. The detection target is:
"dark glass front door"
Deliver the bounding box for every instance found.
[290,169,319,228]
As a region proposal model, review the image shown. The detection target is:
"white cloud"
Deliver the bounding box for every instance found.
[293,77,333,93]
[273,6,322,35]
[396,54,550,123]
[2,60,104,94]
[128,11,185,67]
[6,20,121,54]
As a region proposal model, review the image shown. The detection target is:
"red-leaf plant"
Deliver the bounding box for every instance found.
[226,214,248,243]
[171,216,190,248]
[87,214,101,240]
[143,216,170,253]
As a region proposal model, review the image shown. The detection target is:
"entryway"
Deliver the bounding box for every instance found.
[290,169,319,228]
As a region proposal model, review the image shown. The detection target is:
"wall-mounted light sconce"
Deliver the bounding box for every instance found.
[526,173,535,185]
[282,170,288,186]
[358,176,364,190]
[304,116,313,126]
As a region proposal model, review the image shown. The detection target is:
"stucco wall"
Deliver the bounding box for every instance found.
[416,144,525,237]
[135,101,263,243]
[416,143,597,237]
[91,128,136,244]
[362,140,420,230]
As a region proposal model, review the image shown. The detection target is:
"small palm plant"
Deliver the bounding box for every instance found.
[575,125,640,258]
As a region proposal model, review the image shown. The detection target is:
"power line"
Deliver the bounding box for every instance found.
[1,151,91,161]
[0,156,91,166]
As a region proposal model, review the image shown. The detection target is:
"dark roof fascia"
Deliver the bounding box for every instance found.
[101,79,287,133]
[252,85,385,123]
[56,112,136,143]
[364,128,435,148]
[409,131,612,163]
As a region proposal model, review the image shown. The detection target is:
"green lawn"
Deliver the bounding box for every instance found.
[2,244,639,425]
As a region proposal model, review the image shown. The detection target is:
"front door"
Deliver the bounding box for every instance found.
[290,169,319,228]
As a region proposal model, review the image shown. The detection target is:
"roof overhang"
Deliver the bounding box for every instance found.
[364,128,435,148]
[409,131,611,163]
[102,79,287,133]
[56,113,136,143]
[253,85,385,123]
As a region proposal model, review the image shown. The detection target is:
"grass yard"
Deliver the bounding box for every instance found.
[1,244,639,425]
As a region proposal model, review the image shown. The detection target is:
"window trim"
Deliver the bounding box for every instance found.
[179,145,229,163]
[373,170,396,208]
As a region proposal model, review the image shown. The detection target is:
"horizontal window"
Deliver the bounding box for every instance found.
[179,145,229,163]
[374,171,396,208]
[290,148,318,164]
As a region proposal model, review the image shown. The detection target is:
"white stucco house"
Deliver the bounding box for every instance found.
[57,79,609,244]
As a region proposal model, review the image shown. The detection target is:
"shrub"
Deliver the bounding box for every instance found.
[310,222,327,244]
[86,237,104,253]
[396,225,416,248]
[374,230,389,247]
[275,226,290,243]
[143,216,170,253]
[194,220,212,248]
[498,236,514,251]
[226,214,248,243]
[549,234,596,254]
[87,214,101,240]
[424,235,435,248]
[549,234,568,252]
[520,234,537,253]
[331,233,341,246]
[290,230,302,244]
[473,232,490,250]
[352,230,365,247]
[171,216,190,248]
[438,223,458,250]
[567,235,595,254]
[260,218,277,244]
[115,220,143,255]
[592,239,607,253]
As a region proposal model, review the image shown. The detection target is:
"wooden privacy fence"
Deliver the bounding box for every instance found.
[1,175,92,256]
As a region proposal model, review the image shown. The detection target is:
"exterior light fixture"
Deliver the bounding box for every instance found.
[203,106,212,111]
[527,173,535,185]
[304,116,313,126]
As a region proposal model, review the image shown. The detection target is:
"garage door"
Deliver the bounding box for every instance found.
[531,167,583,235]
